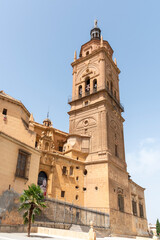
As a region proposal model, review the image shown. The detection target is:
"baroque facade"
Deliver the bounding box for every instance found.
[0,22,148,236]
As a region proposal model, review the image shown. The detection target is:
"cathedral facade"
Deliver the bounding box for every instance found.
[0,22,148,236]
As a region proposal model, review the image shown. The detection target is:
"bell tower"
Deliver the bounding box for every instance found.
[68,21,148,236]
[68,20,126,169]
[68,20,129,216]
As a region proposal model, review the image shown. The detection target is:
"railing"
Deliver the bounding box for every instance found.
[68,85,124,112]
[36,197,110,229]
[106,87,124,112]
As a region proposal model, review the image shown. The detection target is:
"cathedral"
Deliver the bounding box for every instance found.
[0,21,148,236]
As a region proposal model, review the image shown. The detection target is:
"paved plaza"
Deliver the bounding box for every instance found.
[0,233,150,240]
[0,232,79,240]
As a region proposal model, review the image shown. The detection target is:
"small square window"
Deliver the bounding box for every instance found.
[85,101,88,106]
[61,191,65,198]
[2,108,7,115]
[59,146,63,152]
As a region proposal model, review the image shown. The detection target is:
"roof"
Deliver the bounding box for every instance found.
[0,90,21,102]
[33,121,68,137]
[79,39,113,57]
[0,90,30,116]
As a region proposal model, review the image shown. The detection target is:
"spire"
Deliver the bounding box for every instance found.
[100,35,103,47]
[29,113,34,122]
[114,58,117,65]
[74,50,77,61]
[90,19,101,40]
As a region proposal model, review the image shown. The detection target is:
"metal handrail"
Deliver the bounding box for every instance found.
[68,85,124,112]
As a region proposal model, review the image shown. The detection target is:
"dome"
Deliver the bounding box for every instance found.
[90,20,101,40]
[43,118,52,127]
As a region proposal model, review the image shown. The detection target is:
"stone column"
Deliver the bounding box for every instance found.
[72,67,77,100]
[99,52,106,90]
[48,166,54,197]
[82,81,85,97]
[101,111,107,151]
[90,79,93,94]
[98,111,102,151]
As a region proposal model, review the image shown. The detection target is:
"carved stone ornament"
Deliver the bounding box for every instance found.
[117,187,123,194]
[76,117,96,129]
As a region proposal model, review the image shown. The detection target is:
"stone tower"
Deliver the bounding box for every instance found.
[68,21,148,235]
[68,20,126,207]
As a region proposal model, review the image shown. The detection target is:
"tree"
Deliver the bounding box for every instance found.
[156,219,160,236]
[19,184,46,237]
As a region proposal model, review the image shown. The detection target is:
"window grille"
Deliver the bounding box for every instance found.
[132,200,137,216]
[15,150,30,179]
[118,194,124,212]
[139,203,144,218]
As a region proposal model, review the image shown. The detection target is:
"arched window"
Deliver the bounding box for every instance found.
[45,142,49,151]
[86,51,89,56]
[93,79,97,92]
[78,85,82,98]
[85,78,90,95]
[114,91,117,99]
[38,171,47,196]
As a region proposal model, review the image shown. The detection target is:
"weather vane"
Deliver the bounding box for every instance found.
[94,19,98,28]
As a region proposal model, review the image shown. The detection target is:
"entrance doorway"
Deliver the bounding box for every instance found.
[38,171,47,196]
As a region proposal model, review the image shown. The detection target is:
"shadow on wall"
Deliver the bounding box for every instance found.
[0,190,23,225]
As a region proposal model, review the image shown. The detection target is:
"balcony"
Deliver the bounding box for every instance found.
[106,87,124,112]
[68,85,124,112]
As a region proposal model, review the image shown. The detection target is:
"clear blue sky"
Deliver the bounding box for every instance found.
[0,0,160,224]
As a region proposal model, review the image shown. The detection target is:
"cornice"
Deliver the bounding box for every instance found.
[40,150,85,165]
[33,121,68,137]
[71,47,120,74]
[0,94,30,117]
[0,131,40,155]
[129,179,145,191]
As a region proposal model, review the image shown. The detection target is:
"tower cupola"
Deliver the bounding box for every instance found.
[43,112,52,127]
[90,20,101,40]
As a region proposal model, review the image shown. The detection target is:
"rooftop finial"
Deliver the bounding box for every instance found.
[74,50,77,61]
[94,19,98,28]
[100,35,103,47]
[90,20,101,40]
[47,111,49,119]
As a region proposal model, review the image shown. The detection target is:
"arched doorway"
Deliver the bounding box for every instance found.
[38,171,47,196]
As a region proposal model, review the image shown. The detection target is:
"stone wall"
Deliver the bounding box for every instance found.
[0,190,23,225]
[0,189,109,230]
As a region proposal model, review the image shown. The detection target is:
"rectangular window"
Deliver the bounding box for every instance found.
[62,166,67,175]
[2,108,7,115]
[70,166,73,176]
[115,144,118,157]
[61,191,65,198]
[132,200,137,216]
[15,150,30,179]
[118,194,124,212]
[139,203,144,218]
[59,146,63,152]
